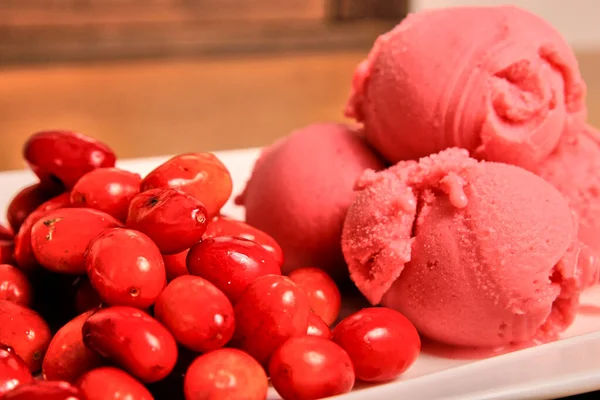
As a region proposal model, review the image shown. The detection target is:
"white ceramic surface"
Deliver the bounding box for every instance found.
[1,148,600,400]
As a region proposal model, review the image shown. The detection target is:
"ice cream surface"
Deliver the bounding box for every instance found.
[346,6,587,169]
[342,148,598,347]
[237,123,385,278]
[538,121,600,257]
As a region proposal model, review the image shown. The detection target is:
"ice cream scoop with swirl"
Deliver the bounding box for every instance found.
[342,148,598,348]
[346,6,587,171]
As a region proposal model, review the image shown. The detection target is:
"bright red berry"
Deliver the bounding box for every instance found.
[288,267,341,326]
[0,344,33,396]
[85,228,166,308]
[184,349,268,400]
[42,311,103,383]
[187,237,281,303]
[307,313,332,339]
[71,168,141,221]
[127,188,208,254]
[0,264,33,307]
[141,152,232,218]
[77,367,153,400]
[0,300,51,372]
[204,215,284,266]
[23,130,116,189]
[30,208,122,274]
[269,336,355,400]
[82,306,178,383]
[154,275,235,353]
[332,307,421,382]
[231,275,310,367]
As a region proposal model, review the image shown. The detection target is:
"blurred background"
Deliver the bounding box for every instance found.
[0,0,599,171]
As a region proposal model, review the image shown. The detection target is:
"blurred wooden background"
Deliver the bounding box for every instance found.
[0,0,599,172]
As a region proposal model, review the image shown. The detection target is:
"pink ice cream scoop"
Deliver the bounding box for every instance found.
[346,6,587,170]
[538,121,600,257]
[237,123,385,278]
[342,148,598,348]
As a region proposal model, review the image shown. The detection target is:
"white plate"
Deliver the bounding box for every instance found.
[1,148,600,400]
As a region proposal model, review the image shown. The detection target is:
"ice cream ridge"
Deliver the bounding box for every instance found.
[342,148,598,348]
[345,5,600,261]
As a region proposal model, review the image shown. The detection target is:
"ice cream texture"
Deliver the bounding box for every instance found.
[237,123,385,278]
[346,6,587,170]
[538,121,600,258]
[342,148,598,347]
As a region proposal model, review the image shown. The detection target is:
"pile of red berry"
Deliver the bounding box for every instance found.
[0,131,421,400]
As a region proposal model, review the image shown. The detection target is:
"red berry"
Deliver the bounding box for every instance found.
[77,367,153,400]
[184,348,268,400]
[0,241,15,268]
[288,267,341,326]
[0,264,33,307]
[7,184,60,233]
[82,306,178,383]
[0,344,33,396]
[3,380,84,400]
[73,278,103,314]
[187,237,281,303]
[154,275,235,353]
[269,336,355,400]
[0,300,51,372]
[141,152,232,218]
[71,168,141,221]
[127,188,208,254]
[42,311,103,383]
[231,275,310,367]
[332,307,421,382]
[0,225,12,241]
[204,216,284,266]
[85,228,166,308]
[163,249,189,281]
[14,193,71,272]
[23,130,116,189]
[307,313,332,339]
[31,208,122,274]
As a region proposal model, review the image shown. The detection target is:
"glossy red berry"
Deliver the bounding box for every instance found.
[0,264,33,307]
[184,348,268,400]
[71,168,141,221]
[82,306,178,383]
[332,307,421,382]
[155,275,235,353]
[3,380,84,400]
[14,193,71,272]
[0,300,51,372]
[163,249,189,281]
[307,313,332,339]
[204,215,284,266]
[23,130,116,189]
[231,275,310,367]
[0,225,12,241]
[269,336,355,400]
[42,311,103,383]
[141,152,232,218]
[31,208,122,274]
[288,267,341,326]
[77,367,153,400]
[127,188,208,254]
[73,278,103,314]
[187,237,281,303]
[86,228,166,308]
[7,183,60,233]
[0,344,33,396]
[0,240,14,265]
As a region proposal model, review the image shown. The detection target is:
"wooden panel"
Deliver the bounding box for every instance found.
[333,0,408,20]
[0,0,327,26]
